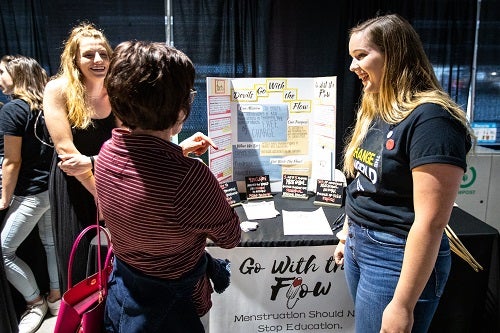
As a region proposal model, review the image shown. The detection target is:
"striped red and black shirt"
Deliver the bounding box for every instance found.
[95,128,241,315]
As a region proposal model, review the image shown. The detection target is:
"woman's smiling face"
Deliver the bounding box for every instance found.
[348,31,385,93]
[76,37,110,81]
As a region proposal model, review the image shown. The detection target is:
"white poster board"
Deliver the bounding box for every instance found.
[206,77,337,192]
[207,246,355,333]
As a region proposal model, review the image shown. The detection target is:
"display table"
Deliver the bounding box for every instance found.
[207,194,499,333]
[207,194,353,332]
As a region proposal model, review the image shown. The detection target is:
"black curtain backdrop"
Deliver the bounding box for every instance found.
[0,0,49,71]
[41,0,165,75]
[0,0,165,75]
[172,0,272,147]
[475,0,500,122]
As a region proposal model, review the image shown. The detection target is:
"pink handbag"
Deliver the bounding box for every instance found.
[54,224,113,333]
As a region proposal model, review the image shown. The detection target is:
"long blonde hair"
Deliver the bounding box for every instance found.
[343,14,474,178]
[1,55,48,111]
[54,22,112,129]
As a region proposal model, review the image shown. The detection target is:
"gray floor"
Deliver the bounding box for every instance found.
[36,315,56,333]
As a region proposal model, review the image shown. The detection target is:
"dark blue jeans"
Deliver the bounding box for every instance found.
[104,257,206,333]
[344,220,451,333]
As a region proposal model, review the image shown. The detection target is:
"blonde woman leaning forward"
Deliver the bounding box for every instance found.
[43,23,117,293]
[334,14,474,333]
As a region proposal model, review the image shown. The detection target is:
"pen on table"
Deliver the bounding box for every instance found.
[332,212,345,231]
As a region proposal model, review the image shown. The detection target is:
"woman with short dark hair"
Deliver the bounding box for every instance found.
[96,41,241,332]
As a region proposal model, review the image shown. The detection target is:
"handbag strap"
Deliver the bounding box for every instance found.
[66,224,112,289]
[94,220,112,295]
[95,202,114,295]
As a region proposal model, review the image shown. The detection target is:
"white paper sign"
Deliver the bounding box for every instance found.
[242,201,280,220]
[207,246,355,333]
[282,208,334,236]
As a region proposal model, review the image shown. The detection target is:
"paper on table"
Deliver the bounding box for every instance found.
[282,207,334,235]
[240,221,259,232]
[242,201,280,220]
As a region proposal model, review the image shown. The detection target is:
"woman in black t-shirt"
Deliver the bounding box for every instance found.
[0,55,60,333]
[334,14,474,333]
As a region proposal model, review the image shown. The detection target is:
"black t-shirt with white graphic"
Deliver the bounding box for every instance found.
[346,103,471,236]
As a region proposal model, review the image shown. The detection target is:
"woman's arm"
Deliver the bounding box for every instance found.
[43,80,78,155]
[381,163,463,333]
[43,80,96,197]
[0,136,22,209]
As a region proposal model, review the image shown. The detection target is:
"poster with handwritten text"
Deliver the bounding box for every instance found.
[207,77,336,191]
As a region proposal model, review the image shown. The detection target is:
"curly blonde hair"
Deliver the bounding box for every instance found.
[54,22,112,129]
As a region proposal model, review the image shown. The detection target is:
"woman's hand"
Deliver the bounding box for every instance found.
[334,219,349,266]
[334,241,346,265]
[381,300,413,333]
[179,132,218,157]
[58,154,92,176]
[0,198,10,210]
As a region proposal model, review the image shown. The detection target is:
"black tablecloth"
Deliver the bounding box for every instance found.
[235,193,344,247]
[232,194,500,333]
[429,208,500,333]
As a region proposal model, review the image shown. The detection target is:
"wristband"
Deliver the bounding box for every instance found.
[336,231,347,242]
[89,155,95,172]
[79,172,93,181]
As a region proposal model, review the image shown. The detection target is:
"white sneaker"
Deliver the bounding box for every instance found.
[18,298,48,333]
[47,297,61,316]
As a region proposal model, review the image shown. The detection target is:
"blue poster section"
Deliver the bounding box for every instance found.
[237,104,288,142]
[233,146,282,181]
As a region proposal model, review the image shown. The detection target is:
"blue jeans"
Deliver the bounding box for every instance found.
[105,257,206,333]
[1,191,59,302]
[344,219,451,333]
